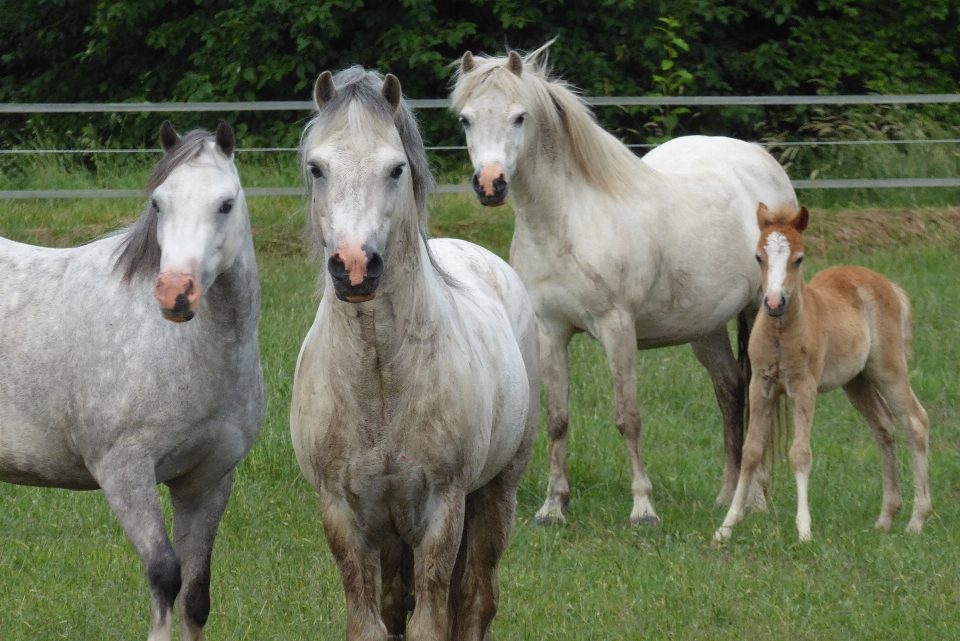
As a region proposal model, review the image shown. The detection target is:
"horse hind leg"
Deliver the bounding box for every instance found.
[380,538,414,637]
[92,454,181,641]
[168,471,234,641]
[843,375,902,532]
[690,325,767,511]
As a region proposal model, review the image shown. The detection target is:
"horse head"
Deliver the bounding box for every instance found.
[755,203,809,317]
[117,121,248,322]
[302,67,430,303]
[453,49,530,207]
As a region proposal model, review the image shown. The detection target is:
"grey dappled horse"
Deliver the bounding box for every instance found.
[0,122,264,641]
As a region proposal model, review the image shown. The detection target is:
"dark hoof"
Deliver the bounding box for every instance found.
[631,515,661,527]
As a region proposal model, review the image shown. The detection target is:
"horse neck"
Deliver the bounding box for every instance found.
[202,214,260,337]
[511,108,657,236]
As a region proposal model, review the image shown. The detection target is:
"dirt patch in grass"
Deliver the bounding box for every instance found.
[804,207,960,259]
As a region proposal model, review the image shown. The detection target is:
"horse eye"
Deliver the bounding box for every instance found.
[390,164,405,180]
[459,115,471,128]
[514,113,526,126]
[755,254,762,265]
[218,199,235,215]
[308,164,323,179]
[794,255,804,266]
[151,198,159,212]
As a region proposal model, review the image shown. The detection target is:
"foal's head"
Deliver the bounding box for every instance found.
[300,67,432,303]
[755,203,810,317]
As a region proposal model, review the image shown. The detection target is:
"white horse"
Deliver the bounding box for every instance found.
[290,68,538,640]
[452,43,798,526]
[0,122,264,641]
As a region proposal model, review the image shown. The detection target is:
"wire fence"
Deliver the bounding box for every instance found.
[2,94,959,199]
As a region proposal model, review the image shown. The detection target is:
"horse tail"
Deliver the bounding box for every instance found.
[735,310,752,471]
[892,282,913,363]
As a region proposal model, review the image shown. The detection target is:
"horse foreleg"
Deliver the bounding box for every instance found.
[92,453,180,641]
[380,537,413,637]
[690,326,769,509]
[408,489,465,641]
[714,380,775,544]
[168,471,233,641]
[321,493,388,641]
[843,376,902,531]
[597,313,657,526]
[789,383,818,542]
[534,324,572,526]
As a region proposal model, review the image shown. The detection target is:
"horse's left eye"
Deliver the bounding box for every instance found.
[514,113,526,126]
[218,199,234,215]
[459,115,471,128]
[390,164,405,180]
[794,255,804,266]
[755,254,762,265]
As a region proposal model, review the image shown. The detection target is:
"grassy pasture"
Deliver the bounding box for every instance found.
[1,192,959,640]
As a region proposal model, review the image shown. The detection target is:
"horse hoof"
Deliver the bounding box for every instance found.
[533,509,566,527]
[630,514,660,528]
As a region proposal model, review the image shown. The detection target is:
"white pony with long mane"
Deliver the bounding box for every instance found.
[291,67,538,640]
[452,42,798,526]
[0,121,264,640]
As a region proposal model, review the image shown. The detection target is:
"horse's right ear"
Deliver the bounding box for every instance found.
[792,206,810,233]
[507,50,523,76]
[461,51,476,74]
[315,71,336,109]
[756,202,771,229]
[159,121,180,153]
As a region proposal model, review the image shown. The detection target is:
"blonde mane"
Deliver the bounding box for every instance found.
[452,42,649,195]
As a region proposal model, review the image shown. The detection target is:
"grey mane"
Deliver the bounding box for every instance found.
[301,67,455,286]
[114,130,215,283]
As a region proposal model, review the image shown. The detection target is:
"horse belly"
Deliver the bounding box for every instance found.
[0,406,96,489]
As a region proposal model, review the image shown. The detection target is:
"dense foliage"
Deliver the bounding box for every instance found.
[2,0,958,149]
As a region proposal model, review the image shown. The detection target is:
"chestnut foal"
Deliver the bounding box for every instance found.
[714,204,931,543]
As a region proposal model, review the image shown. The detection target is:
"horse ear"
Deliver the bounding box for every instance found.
[461,51,476,74]
[215,120,235,158]
[756,202,771,229]
[793,206,810,233]
[159,121,180,153]
[507,50,523,76]
[315,71,336,109]
[382,74,402,114]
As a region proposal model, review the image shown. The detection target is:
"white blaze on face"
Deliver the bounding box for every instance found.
[764,231,792,305]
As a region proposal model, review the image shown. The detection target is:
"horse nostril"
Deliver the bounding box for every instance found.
[366,251,384,279]
[327,254,348,281]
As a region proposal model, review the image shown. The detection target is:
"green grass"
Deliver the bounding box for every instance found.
[1,193,959,639]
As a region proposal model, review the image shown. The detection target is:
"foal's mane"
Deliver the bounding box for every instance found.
[114,129,217,282]
[451,42,645,195]
[300,66,452,283]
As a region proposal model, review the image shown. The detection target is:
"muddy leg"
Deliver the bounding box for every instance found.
[690,326,767,510]
[407,490,465,641]
[597,311,657,526]
[92,453,180,641]
[380,538,413,637]
[843,376,902,531]
[320,493,387,641]
[714,379,775,543]
[168,471,233,641]
[534,324,573,525]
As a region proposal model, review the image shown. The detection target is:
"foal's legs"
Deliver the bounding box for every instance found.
[788,382,818,542]
[842,376,903,531]
[92,453,180,641]
[168,471,233,641]
[597,311,658,526]
[872,376,932,533]
[690,326,767,510]
[534,323,573,525]
[450,474,519,641]
[713,379,776,543]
